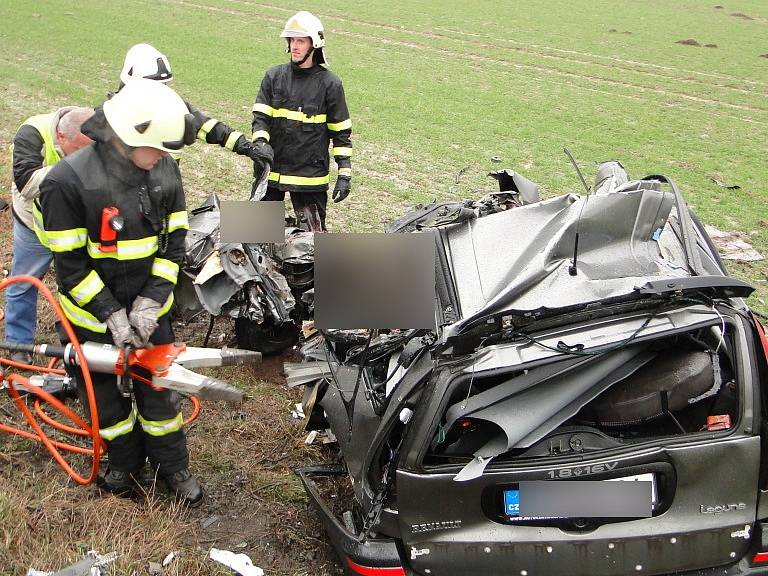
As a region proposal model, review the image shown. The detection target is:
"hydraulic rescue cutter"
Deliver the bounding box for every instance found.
[0,341,258,401]
[0,275,260,485]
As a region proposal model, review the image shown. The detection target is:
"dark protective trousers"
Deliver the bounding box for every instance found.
[261,186,328,230]
[65,317,189,475]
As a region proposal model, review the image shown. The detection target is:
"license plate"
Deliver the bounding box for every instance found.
[503,473,657,519]
[503,488,521,516]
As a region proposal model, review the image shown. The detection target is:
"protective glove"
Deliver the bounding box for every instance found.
[332,175,351,203]
[106,309,142,348]
[128,296,162,347]
[234,136,274,167]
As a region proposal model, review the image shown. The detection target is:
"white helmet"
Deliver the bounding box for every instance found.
[281,11,327,65]
[120,43,173,85]
[103,78,191,152]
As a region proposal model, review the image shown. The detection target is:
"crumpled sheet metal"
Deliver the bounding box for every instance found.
[452,346,652,482]
[277,227,315,263]
[442,188,677,339]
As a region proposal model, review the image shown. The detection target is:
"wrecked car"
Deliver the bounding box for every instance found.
[292,162,768,575]
[174,177,316,355]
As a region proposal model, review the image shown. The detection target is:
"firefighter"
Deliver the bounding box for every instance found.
[36,79,202,506]
[118,43,273,173]
[251,11,352,230]
[5,107,94,364]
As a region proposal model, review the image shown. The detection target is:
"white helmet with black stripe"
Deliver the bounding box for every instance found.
[281,11,328,65]
[120,43,173,85]
[103,78,193,152]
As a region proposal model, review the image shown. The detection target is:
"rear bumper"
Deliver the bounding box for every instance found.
[298,463,768,576]
[296,464,405,574]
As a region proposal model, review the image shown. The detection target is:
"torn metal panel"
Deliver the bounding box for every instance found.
[452,346,653,481]
[284,361,331,387]
[442,188,677,338]
[488,169,540,205]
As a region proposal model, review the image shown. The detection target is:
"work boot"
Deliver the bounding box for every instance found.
[135,464,160,489]
[96,467,139,497]
[163,468,203,507]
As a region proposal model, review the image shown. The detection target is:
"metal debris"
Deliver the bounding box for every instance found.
[28,551,119,576]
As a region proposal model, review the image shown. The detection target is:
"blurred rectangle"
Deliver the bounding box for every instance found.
[518,480,652,518]
[220,201,284,243]
[315,233,435,329]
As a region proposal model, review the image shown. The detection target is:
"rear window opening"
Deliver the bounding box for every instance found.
[424,322,740,468]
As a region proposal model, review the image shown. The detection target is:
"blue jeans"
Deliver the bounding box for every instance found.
[4,217,53,344]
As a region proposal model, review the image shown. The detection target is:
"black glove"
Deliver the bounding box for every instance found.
[332,175,351,203]
[234,136,273,166]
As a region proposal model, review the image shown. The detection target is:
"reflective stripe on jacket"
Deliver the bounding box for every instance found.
[38,140,187,336]
[10,108,73,229]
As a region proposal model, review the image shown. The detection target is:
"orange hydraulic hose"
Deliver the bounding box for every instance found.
[0,275,102,484]
[0,275,203,484]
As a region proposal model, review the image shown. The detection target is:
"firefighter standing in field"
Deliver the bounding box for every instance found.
[251,11,352,230]
[118,43,273,173]
[35,79,203,506]
[4,106,94,364]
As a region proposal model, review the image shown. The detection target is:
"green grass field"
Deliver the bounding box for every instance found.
[1,1,767,573]
[1,0,765,303]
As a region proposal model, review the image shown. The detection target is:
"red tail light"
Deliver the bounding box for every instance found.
[753,551,768,564]
[754,314,768,361]
[347,558,406,575]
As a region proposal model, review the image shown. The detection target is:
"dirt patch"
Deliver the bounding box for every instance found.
[676,39,702,47]
[761,54,768,59]
[704,44,719,48]
[731,12,754,20]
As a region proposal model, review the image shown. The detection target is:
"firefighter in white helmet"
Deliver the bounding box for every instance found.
[117,43,273,172]
[251,11,352,230]
[35,79,203,506]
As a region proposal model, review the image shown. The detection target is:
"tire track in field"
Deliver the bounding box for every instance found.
[222,0,768,95]
[434,26,768,89]
[339,29,767,115]
[155,0,768,123]
[365,40,768,128]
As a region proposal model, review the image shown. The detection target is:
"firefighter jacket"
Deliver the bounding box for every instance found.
[35,135,187,337]
[252,62,352,193]
[10,107,76,230]
[188,101,248,153]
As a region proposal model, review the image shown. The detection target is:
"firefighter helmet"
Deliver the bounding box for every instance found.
[103,78,191,152]
[281,11,325,49]
[119,43,173,85]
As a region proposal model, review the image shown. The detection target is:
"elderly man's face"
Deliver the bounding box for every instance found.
[57,131,93,156]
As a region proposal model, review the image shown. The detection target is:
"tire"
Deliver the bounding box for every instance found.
[235,317,299,356]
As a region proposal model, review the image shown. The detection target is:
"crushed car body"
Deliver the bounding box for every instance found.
[292,162,768,576]
[175,193,315,355]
